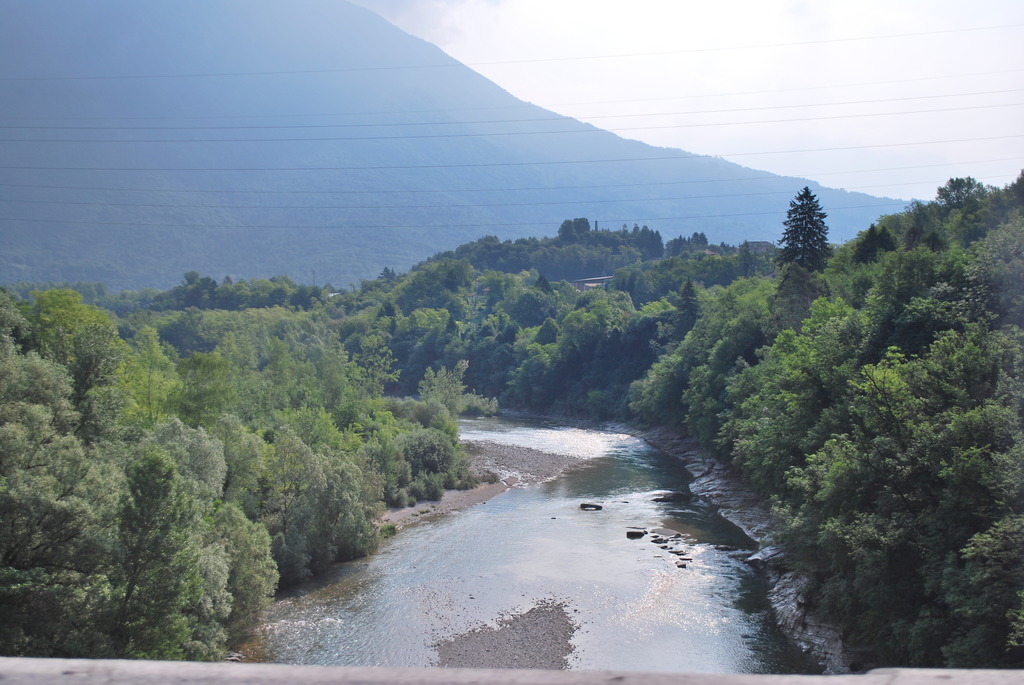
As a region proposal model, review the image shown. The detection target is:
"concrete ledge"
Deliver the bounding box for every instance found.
[0,659,1021,685]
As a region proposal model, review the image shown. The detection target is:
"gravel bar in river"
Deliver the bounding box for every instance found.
[381,440,588,530]
[462,439,589,484]
[433,599,578,669]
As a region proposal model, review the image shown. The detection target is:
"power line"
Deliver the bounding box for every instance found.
[0,201,910,230]
[3,89,1020,133]
[720,135,1024,158]
[9,170,1017,211]
[0,159,1015,196]
[1,24,1019,82]
[2,69,1019,125]
[3,102,1019,143]
[1,135,1019,171]
[0,188,823,211]
[2,176,1004,210]
[540,69,1024,110]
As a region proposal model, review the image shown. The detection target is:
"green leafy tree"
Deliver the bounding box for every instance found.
[419,359,469,416]
[678,278,775,448]
[779,324,1024,666]
[942,515,1024,666]
[354,333,400,397]
[261,428,320,584]
[770,262,827,334]
[974,217,1024,328]
[213,415,269,518]
[557,217,591,242]
[213,503,278,641]
[936,176,988,210]
[777,187,832,272]
[147,419,227,503]
[535,317,560,345]
[173,352,236,428]
[119,326,180,428]
[853,224,898,264]
[722,297,863,494]
[25,289,127,441]
[0,294,118,656]
[107,446,202,659]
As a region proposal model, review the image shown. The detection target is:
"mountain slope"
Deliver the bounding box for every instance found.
[0,0,903,290]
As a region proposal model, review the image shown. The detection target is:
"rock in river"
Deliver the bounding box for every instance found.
[652,491,691,503]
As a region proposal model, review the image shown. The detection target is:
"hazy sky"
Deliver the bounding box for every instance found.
[352,0,1023,201]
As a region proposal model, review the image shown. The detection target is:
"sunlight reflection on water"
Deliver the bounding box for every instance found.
[459,416,641,459]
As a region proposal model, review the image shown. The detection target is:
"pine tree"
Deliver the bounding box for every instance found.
[672,278,699,339]
[776,187,831,272]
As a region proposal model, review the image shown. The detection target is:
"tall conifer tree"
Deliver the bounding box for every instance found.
[777,187,831,272]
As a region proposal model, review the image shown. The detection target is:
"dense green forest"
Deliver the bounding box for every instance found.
[2,173,1022,667]
[0,286,480,657]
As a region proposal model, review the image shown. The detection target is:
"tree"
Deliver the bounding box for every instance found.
[557,217,591,242]
[25,289,127,441]
[936,176,988,210]
[354,334,399,397]
[671,278,699,339]
[172,352,235,428]
[119,327,180,428]
[147,419,227,503]
[418,359,469,416]
[107,446,202,659]
[777,187,831,272]
[770,263,827,334]
[853,224,898,264]
[535,317,560,345]
[212,503,278,641]
[0,294,116,656]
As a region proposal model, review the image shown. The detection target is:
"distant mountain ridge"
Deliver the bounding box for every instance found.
[0,0,904,290]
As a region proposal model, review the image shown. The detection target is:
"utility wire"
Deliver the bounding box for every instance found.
[3,102,1019,143]
[0,188,835,211]
[3,89,1020,132]
[3,174,1010,210]
[0,156,1011,194]
[0,159,1015,196]
[2,135,1020,171]
[2,69,1019,125]
[0,201,910,230]
[1,24,1019,82]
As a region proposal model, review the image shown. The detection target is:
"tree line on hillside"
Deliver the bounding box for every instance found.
[433,219,766,285]
[2,173,1022,667]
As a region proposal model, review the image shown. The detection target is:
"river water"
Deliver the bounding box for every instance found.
[244,416,819,674]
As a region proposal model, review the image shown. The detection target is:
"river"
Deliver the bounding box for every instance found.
[243,416,820,674]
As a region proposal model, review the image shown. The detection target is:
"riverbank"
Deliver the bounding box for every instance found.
[380,439,590,530]
[638,426,872,674]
